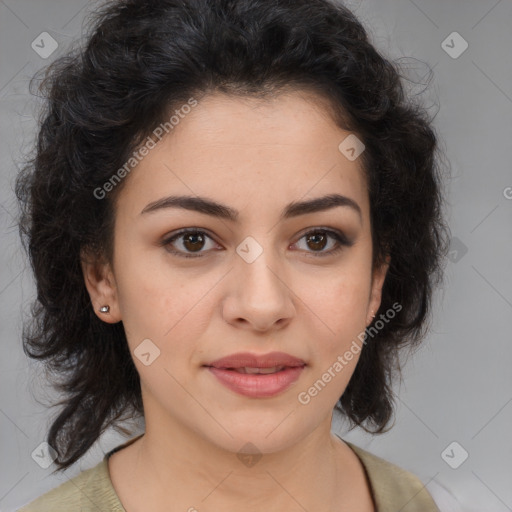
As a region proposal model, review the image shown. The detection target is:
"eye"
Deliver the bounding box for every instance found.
[160,227,353,259]
[291,228,353,257]
[161,228,219,258]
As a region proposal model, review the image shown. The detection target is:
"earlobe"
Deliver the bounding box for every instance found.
[80,248,121,323]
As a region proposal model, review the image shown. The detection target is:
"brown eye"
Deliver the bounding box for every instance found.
[161,229,218,258]
[161,227,353,259]
[292,229,353,257]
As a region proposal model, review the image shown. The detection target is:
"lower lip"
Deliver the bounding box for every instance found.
[206,366,305,398]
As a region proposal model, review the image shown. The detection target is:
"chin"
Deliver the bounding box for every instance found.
[197,420,311,456]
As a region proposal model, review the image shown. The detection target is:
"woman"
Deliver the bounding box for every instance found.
[15,0,450,510]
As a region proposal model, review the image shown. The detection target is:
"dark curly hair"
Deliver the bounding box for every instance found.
[15,0,451,472]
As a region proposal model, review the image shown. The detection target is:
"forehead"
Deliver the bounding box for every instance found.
[116,91,369,222]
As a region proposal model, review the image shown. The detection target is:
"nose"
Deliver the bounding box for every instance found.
[221,243,295,332]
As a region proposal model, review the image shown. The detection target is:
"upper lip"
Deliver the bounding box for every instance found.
[205,351,306,369]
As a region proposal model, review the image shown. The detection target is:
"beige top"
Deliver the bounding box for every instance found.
[18,434,439,511]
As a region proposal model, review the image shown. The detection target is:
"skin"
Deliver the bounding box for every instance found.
[82,90,390,512]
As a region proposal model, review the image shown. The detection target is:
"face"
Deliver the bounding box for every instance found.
[82,90,389,455]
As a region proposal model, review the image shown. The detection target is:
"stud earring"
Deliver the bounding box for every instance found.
[99,305,110,313]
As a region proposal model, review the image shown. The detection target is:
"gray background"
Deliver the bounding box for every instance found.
[1,0,511,511]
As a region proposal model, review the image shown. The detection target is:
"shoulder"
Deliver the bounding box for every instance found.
[346,442,440,512]
[17,458,125,512]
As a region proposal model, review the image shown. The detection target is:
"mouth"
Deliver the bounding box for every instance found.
[203,352,307,397]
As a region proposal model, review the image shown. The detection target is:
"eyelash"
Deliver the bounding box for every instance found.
[160,227,353,259]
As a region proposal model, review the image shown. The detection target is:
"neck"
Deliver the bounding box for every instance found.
[108,388,374,512]
[117,418,363,511]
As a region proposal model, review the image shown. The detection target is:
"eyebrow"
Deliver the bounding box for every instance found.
[140,193,362,224]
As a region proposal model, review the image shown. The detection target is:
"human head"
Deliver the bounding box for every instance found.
[16,0,450,471]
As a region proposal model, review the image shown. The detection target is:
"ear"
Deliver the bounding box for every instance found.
[80,247,122,323]
[366,254,391,326]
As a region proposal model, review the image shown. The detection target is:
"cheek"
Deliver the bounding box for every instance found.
[298,291,368,410]
[114,252,215,365]
[306,269,371,344]
[298,277,370,404]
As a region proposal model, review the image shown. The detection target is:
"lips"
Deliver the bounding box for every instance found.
[204,352,306,397]
[205,351,306,371]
